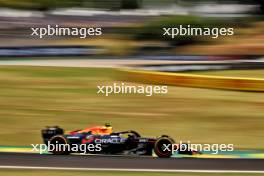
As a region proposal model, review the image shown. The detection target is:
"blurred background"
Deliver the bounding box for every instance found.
[0,0,264,56]
[0,0,263,153]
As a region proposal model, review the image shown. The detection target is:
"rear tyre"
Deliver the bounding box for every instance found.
[49,135,70,155]
[154,136,175,158]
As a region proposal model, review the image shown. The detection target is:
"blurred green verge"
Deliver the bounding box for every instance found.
[0,66,263,148]
[0,170,263,176]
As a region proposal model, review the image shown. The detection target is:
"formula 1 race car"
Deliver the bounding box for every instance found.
[41,124,199,158]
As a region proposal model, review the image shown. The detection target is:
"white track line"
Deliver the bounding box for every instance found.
[0,166,264,173]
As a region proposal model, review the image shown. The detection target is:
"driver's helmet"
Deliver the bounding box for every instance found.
[79,123,113,135]
[99,123,113,134]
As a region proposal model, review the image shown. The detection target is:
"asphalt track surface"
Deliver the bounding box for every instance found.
[0,59,261,68]
[0,152,264,173]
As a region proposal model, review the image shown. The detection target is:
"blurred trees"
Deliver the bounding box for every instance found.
[257,0,264,13]
[0,0,262,14]
[0,0,79,10]
[133,15,251,46]
[0,0,142,11]
[81,0,142,10]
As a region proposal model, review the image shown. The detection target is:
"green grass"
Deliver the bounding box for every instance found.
[0,66,263,149]
[0,170,263,176]
[188,70,264,78]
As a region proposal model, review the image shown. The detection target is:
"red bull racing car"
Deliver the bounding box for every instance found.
[41,124,199,158]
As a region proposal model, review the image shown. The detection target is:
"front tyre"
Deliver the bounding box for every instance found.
[154,137,174,158]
